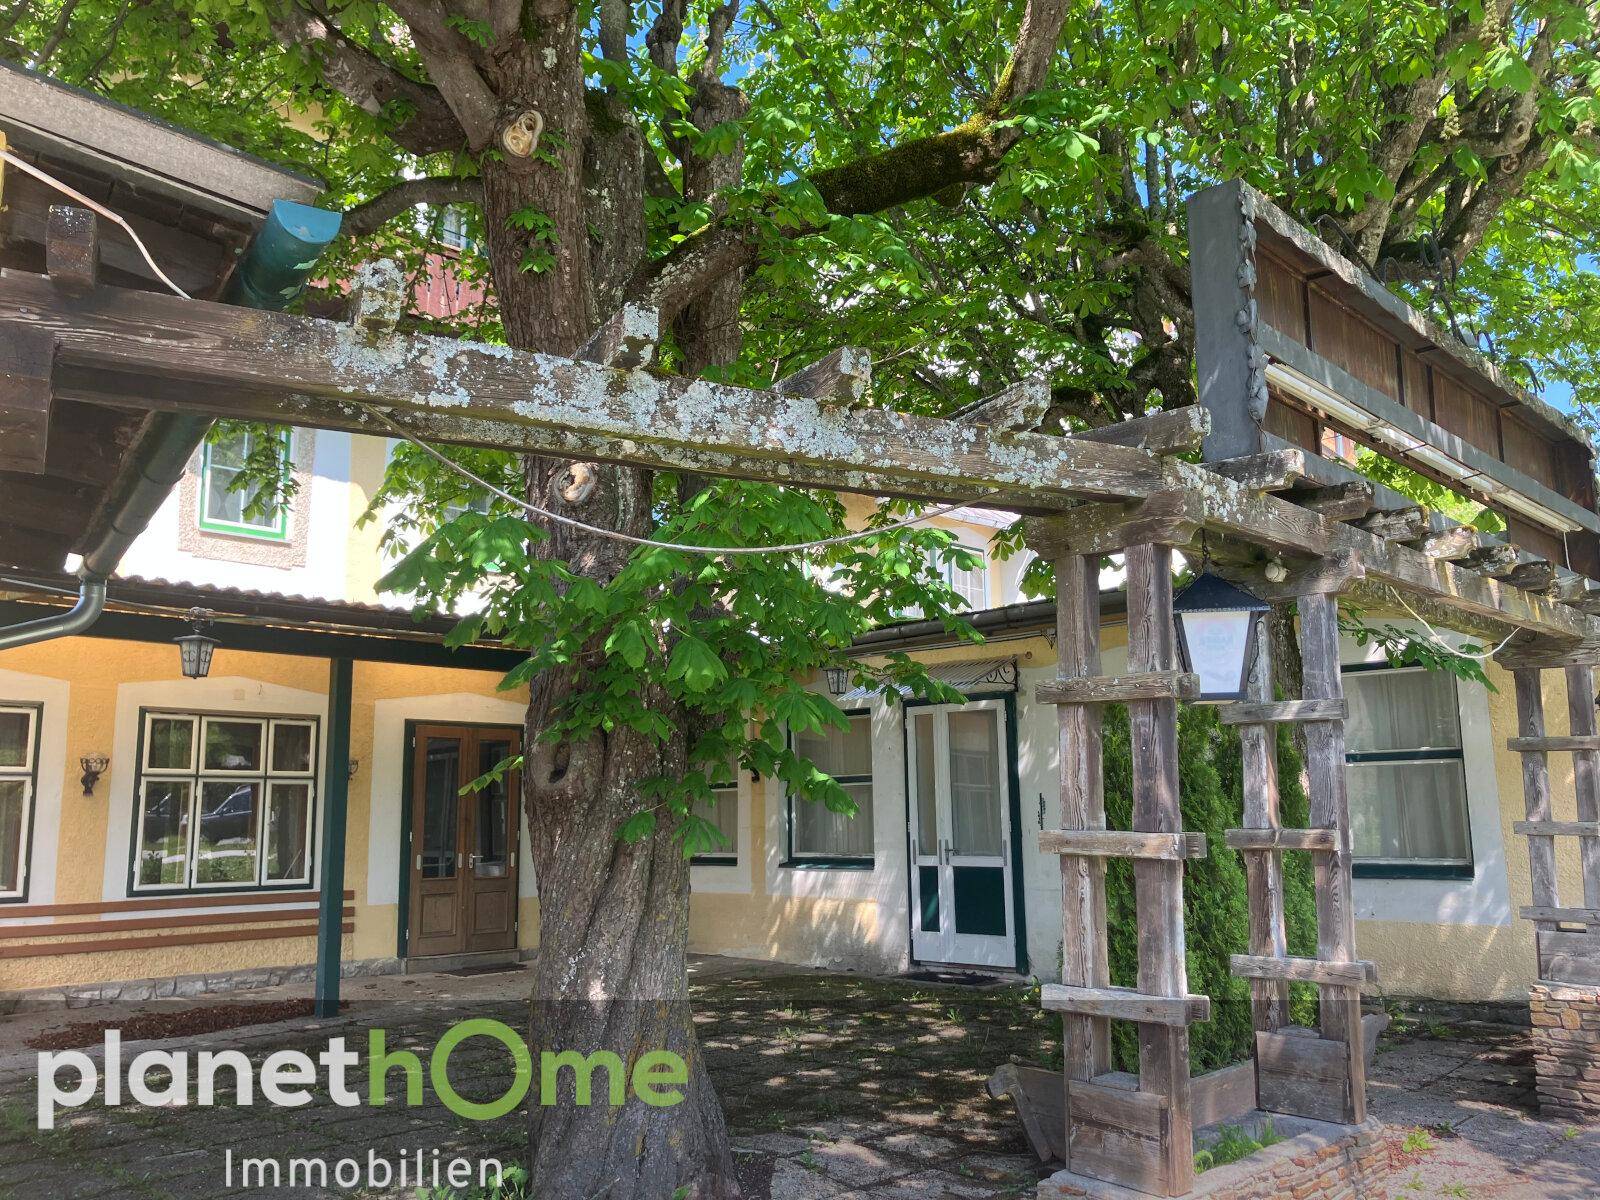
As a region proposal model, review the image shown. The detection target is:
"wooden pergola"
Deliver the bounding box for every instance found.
[4,181,1600,1197]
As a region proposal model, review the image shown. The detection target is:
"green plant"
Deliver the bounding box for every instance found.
[1193,1120,1284,1172]
[1402,1128,1436,1155]
[1103,706,1318,1073]
[418,1164,535,1200]
[1439,1183,1470,1199]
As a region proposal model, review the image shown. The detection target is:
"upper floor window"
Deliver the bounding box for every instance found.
[930,545,989,610]
[0,703,39,901]
[1344,665,1471,878]
[788,713,874,865]
[133,711,317,892]
[436,207,477,252]
[200,425,292,540]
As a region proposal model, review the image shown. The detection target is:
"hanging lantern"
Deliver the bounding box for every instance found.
[824,666,850,696]
[175,608,219,679]
[1172,573,1269,703]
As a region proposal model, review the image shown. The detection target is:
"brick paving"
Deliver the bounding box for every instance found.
[0,961,1596,1198]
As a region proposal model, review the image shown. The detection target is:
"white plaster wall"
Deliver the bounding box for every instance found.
[100,675,327,903]
[365,692,531,908]
[0,667,69,907]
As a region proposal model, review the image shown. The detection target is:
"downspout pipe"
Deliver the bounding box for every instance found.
[0,199,341,652]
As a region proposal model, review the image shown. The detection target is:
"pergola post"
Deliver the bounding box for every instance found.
[314,656,353,1019]
[1027,506,1209,1198]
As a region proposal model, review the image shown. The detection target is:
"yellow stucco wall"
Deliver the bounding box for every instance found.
[0,637,529,993]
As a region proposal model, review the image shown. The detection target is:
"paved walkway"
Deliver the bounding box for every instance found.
[0,960,1595,1198]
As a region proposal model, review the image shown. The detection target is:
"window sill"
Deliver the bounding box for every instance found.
[1353,862,1473,881]
[781,858,875,871]
[690,857,738,868]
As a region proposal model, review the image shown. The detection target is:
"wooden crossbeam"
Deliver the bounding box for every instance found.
[950,374,1049,432]
[1514,820,1600,838]
[1040,984,1211,1026]
[0,320,55,474]
[1206,448,1305,492]
[1522,906,1600,925]
[1358,505,1428,542]
[1466,542,1520,578]
[1035,671,1200,705]
[1416,526,1484,561]
[1023,491,1205,557]
[46,204,98,293]
[1039,830,1208,860]
[1296,481,1373,522]
[1070,405,1209,455]
[1219,699,1347,725]
[1508,736,1600,754]
[773,346,871,406]
[1230,954,1376,986]
[1506,560,1558,594]
[6,271,1598,644]
[1224,828,1339,852]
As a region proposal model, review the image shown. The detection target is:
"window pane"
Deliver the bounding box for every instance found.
[0,709,30,769]
[948,710,1002,856]
[208,428,251,469]
[205,462,247,524]
[950,555,988,609]
[196,781,259,884]
[1346,670,1461,753]
[0,778,26,893]
[1349,761,1471,862]
[793,782,873,857]
[204,720,264,771]
[913,713,937,857]
[701,786,738,857]
[146,716,195,771]
[265,782,311,881]
[795,715,871,778]
[137,781,191,887]
[270,722,314,774]
[473,738,512,878]
[421,737,460,879]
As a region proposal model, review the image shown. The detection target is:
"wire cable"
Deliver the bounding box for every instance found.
[0,147,192,298]
[1385,583,1519,661]
[360,403,999,556]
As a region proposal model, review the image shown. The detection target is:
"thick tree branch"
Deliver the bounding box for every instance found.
[384,0,501,149]
[342,175,483,239]
[266,1,465,156]
[628,0,1071,319]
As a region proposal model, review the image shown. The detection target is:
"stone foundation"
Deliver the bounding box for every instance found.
[1530,982,1600,1122]
[1039,1116,1407,1200]
[0,955,402,1015]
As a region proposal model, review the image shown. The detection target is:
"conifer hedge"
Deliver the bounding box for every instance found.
[1098,704,1319,1073]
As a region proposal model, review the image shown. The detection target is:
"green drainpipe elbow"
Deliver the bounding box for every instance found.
[224,200,344,311]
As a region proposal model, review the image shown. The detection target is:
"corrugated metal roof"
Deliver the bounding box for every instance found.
[836,656,1019,704]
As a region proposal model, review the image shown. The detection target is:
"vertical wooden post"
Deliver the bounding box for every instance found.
[1239,623,1290,1032]
[1297,591,1364,1123]
[315,656,353,1019]
[1516,669,1561,956]
[1055,553,1113,1081]
[1126,542,1193,1195]
[1565,666,1600,931]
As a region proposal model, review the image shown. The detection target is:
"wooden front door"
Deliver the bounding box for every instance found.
[407,724,521,958]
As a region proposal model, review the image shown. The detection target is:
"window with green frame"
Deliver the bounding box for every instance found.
[787,712,874,866]
[199,424,291,539]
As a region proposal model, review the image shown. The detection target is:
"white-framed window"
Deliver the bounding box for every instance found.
[930,545,989,610]
[0,703,40,901]
[692,769,740,866]
[788,713,874,864]
[199,424,292,539]
[1344,665,1471,878]
[132,711,317,892]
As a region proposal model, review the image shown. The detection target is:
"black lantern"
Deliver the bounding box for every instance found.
[824,665,850,696]
[175,608,219,679]
[1172,573,1269,703]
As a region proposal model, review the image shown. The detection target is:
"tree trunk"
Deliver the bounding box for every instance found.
[476,13,740,1199]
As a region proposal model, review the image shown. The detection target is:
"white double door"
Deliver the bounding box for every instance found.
[906,700,1016,969]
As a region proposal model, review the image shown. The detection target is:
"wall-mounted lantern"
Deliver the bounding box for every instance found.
[79,754,109,796]
[1173,573,1269,703]
[175,608,219,679]
[824,666,850,697]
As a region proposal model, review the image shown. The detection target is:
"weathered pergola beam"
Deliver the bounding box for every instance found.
[6,271,1600,643]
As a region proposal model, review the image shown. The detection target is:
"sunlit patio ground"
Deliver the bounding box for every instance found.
[0,957,1596,1199]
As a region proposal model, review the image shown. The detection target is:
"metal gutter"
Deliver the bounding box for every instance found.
[850,591,1128,655]
[0,200,341,651]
